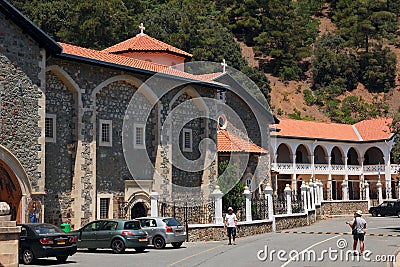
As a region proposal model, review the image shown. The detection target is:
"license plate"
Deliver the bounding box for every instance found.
[139,238,147,242]
[57,240,66,245]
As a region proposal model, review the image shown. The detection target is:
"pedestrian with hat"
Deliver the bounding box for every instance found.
[346,210,367,255]
[224,207,237,245]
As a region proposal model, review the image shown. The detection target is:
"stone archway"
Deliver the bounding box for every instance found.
[0,145,32,223]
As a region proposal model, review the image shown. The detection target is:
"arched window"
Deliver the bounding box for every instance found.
[245,176,252,191]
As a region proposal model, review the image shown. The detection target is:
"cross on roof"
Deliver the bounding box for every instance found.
[139,23,145,35]
[221,59,227,73]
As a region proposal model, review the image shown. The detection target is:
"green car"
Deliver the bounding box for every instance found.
[73,219,149,254]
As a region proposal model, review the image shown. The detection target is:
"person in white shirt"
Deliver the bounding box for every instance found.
[346,210,367,255]
[224,207,238,245]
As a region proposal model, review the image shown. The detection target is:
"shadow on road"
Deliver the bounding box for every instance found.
[21,259,77,266]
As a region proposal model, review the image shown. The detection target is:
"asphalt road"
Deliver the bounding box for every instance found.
[27,216,400,267]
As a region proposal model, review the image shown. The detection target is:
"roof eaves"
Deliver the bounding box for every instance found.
[272,134,391,144]
[0,0,62,56]
[57,52,229,90]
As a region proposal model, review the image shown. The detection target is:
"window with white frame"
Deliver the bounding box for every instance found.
[134,124,145,149]
[97,194,113,219]
[182,128,193,152]
[217,90,226,103]
[45,114,56,143]
[99,120,112,147]
[246,176,252,191]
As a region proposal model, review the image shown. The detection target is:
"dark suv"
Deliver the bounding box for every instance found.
[369,200,400,217]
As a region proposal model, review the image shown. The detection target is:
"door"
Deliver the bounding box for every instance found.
[96,221,118,248]
[78,221,102,248]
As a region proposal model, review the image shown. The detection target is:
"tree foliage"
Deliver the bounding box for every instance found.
[218,161,245,212]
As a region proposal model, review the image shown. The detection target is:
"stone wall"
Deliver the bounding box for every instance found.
[274,213,309,231]
[0,203,20,267]
[188,220,273,242]
[321,200,369,216]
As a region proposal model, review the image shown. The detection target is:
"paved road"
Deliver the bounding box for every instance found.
[28,216,400,267]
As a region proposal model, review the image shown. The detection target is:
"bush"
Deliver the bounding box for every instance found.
[303,89,315,105]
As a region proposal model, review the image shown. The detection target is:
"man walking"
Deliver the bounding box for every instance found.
[346,210,367,255]
[224,207,237,245]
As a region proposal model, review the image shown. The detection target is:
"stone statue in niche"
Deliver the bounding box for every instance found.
[28,199,41,223]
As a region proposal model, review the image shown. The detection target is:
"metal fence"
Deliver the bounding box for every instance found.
[158,201,215,225]
[292,194,304,213]
[252,195,268,220]
[273,193,287,214]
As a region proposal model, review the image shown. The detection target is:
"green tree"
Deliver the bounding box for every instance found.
[218,161,245,212]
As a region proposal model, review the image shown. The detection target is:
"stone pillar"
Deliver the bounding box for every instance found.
[306,182,311,211]
[284,184,292,214]
[342,181,349,200]
[315,179,321,205]
[292,173,297,196]
[150,191,159,217]
[243,186,252,222]
[328,174,332,200]
[364,182,370,210]
[309,180,316,210]
[211,186,224,224]
[0,202,21,267]
[301,182,308,213]
[377,182,383,204]
[264,183,274,220]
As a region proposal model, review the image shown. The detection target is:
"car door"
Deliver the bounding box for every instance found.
[96,221,119,248]
[78,221,102,248]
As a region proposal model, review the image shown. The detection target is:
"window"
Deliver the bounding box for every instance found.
[182,128,193,152]
[83,221,102,232]
[218,115,227,130]
[246,177,252,191]
[134,124,145,149]
[217,90,226,103]
[45,114,56,142]
[99,120,112,147]
[97,193,113,219]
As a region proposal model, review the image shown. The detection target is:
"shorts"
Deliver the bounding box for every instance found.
[353,233,365,241]
[227,227,236,237]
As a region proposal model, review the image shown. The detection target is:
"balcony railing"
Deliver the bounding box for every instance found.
[273,163,400,175]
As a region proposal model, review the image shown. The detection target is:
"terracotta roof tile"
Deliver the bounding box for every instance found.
[103,34,192,58]
[59,42,224,85]
[218,130,268,153]
[272,118,393,141]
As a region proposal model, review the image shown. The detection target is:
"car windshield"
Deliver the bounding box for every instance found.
[163,218,181,226]
[124,221,141,230]
[31,224,64,235]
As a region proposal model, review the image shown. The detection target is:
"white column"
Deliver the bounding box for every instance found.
[243,186,252,222]
[307,182,312,210]
[364,182,370,210]
[342,181,349,200]
[377,182,383,204]
[150,191,159,217]
[284,184,292,214]
[292,174,297,196]
[264,183,274,220]
[301,181,308,213]
[309,180,315,210]
[328,174,332,200]
[384,154,392,199]
[315,179,322,205]
[211,186,224,224]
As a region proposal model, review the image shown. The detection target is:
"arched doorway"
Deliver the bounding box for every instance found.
[131,202,148,219]
[0,145,32,223]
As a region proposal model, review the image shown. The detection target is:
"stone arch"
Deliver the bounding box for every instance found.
[364,147,384,165]
[331,146,344,165]
[169,86,209,116]
[126,191,150,218]
[0,144,32,223]
[347,147,360,165]
[314,145,328,164]
[295,144,311,163]
[277,143,292,163]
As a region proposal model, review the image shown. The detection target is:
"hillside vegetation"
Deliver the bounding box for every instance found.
[10,0,400,124]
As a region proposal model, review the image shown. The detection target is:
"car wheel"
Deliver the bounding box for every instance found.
[134,247,145,253]
[111,239,126,254]
[56,256,68,263]
[22,248,35,265]
[153,236,166,249]
[371,210,378,217]
[172,242,183,248]
[88,248,97,252]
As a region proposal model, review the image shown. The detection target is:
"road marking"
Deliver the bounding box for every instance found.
[281,234,341,267]
[167,244,225,267]
[280,231,400,237]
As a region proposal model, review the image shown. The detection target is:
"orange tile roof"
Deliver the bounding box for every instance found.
[103,34,192,58]
[59,42,225,86]
[354,118,393,141]
[271,118,393,141]
[218,130,268,154]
